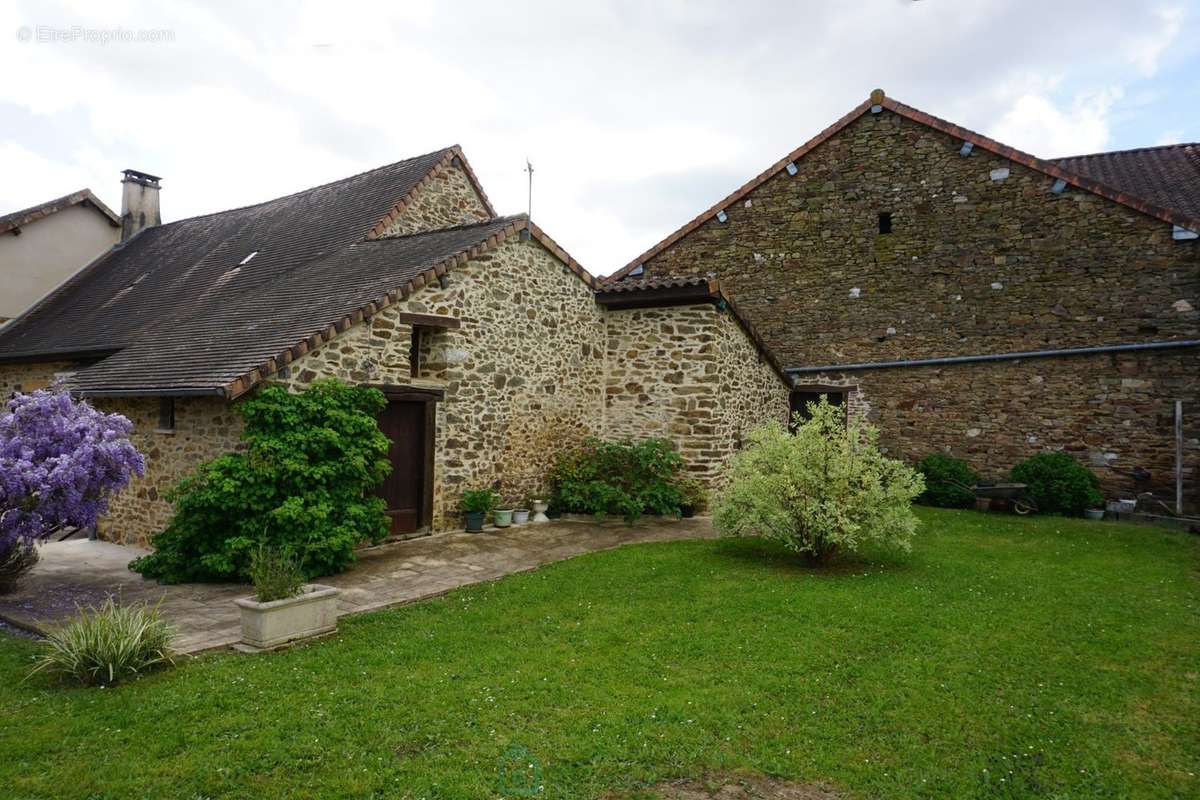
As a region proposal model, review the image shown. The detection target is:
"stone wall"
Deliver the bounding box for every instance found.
[376,164,492,237]
[0,360,78,396]
[94,397,245,544]
[802,348,1200,505]
[640,107,1200,505]
[604,304,789,488]
[282,235,607,529]
[642,110,1199,365]
[0,359,245,545]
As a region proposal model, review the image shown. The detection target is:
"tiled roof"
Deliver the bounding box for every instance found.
[72,216,535,397]
[0,188,119,234]
[608,90,1200,282]
[0,146,528,396]
[1056,143,1200,220]
[594,274,717,294]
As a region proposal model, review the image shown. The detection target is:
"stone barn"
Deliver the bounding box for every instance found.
[607,89,1200,508]
[0,148,789,545]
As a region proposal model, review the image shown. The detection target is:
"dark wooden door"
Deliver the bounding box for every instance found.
[376,400,427,535]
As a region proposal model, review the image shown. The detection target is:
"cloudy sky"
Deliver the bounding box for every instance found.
[1,0,1197,274]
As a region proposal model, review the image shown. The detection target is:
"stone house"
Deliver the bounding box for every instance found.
[0,147,789,544]
[0,187,122,325]
[608,89,1200,507]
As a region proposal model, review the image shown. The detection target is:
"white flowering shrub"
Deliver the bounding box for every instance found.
[713,397,924,563]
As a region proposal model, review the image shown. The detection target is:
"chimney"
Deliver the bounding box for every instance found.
[120,169,162,241]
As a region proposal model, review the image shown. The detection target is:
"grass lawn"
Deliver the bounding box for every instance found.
[0,508,1197,799]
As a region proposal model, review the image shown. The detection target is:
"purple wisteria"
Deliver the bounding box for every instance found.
[0,389,144,552]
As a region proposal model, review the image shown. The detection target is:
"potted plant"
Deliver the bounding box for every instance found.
[512,505,530,525]
[530,497,550,523]
[234,546,340,651]
[676,478,708,518]
[460,489,497,532]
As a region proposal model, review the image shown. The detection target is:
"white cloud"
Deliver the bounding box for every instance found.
[1155,128,1184,146]
[1124,5,1185,77]
[0,0,1196,273]
[990,88,1123,158]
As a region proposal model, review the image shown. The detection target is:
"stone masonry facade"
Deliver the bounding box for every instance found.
[0,158,790,545]
[375,163,492,237]
[280,235,609,531]
[0,362,246,544]
[636,108,1200,504]
[604,304,788,486]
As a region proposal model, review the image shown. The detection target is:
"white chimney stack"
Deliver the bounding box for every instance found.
[120,169,161,241]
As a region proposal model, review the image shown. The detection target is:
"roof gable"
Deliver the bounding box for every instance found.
[0,189,119,235]
[608,90,1200,281]
[0,147,463,360]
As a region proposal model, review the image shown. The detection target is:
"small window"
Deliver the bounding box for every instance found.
[409,327,422,378]
[878,212,893,235]
[157,397,176,432]
[789,389,847,432]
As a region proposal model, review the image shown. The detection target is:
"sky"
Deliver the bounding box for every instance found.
[1,0,1197,275]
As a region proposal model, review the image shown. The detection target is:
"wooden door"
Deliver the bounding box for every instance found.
[376,399,428,535]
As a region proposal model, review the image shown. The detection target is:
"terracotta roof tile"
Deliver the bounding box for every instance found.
[1056,143,1200,220]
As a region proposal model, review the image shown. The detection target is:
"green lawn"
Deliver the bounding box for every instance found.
[1,509,1197,799]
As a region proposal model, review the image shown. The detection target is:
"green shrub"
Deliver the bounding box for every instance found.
[459,489,499,514]
[30,598,175,686]
[676,477,708,513]
[915,454,979,508]
[130,380,391,584]
[549,438,684,522]
[714,398,924,563]
[1011,452,1103,515]
[249,546,305,603]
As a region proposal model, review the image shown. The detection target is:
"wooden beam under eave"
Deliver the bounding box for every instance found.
[394,312,462,329]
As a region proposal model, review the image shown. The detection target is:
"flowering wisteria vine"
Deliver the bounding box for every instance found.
[0,389,144,552]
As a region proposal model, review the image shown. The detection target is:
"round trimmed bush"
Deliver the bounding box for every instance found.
[1011,452,1103,515]
[915,454,979,508]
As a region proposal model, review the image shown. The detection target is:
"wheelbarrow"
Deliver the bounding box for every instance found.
[952,481,1038,515]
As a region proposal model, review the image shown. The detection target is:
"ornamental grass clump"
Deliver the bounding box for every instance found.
[30,598,175,687]
[714,398,924,563]
[248,545,305,603]
[0,389,144,593]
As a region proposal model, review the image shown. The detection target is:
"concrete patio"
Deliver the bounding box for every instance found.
[0,517,716,654]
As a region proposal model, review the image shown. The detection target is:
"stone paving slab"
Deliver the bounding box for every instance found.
[0,517,717,654]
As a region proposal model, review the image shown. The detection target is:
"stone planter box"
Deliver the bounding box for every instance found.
[235,584,340,650]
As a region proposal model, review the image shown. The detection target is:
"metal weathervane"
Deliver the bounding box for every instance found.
[524,158,534,219]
